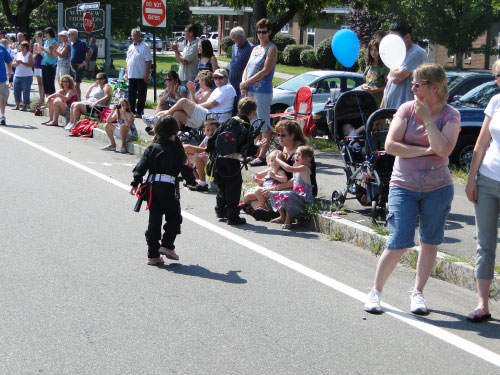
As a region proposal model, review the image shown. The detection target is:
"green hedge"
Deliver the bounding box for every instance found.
[315,37,336,70]
[283,44,312,66]
[300,49,319,68]
[272,33,296,51]
[356,47,368,73]
[221,36,234,57]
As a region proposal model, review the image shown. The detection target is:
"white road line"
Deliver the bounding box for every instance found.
[2,127,500,368]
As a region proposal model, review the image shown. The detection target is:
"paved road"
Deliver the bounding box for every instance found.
[1,107,500,374]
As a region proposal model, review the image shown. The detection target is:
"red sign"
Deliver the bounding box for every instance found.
[83,12,94,33]
[142,0,166,27]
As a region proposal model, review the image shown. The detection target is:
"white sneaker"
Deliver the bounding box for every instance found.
[64,122,74,131]
[410,291,428,315]
[364,289,382,313]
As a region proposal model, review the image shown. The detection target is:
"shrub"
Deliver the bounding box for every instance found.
[283,44,312,66]
[220,36,234,57]
[300,49,319,68]
[277,50,284,64]
[315,37,336,70]
[272,33,296,51]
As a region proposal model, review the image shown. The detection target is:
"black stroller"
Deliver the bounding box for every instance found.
[326,90,396,218]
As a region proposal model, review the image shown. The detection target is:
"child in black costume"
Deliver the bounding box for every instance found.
[206,97,258,225]
[130,115,196,265]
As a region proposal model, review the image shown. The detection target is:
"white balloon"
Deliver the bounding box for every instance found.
[379,34,406,70]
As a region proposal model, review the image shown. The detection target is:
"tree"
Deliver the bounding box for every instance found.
[345,1,383,46]
[365,0,499,70]
[227,0,343,38]
[0,0,46,32]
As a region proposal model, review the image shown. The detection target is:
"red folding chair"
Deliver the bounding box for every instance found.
[270,86,316,136]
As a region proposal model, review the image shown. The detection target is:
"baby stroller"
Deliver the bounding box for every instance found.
[327,90,396,218]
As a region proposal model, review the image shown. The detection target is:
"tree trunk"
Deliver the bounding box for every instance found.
[455,53,463,71]
[252,0,267,41]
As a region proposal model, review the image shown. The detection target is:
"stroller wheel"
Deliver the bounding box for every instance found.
[332,190,345,208]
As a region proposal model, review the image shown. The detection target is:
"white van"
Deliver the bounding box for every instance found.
[207,32,218,51]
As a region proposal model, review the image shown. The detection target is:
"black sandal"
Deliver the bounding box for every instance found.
[249,157,266,167]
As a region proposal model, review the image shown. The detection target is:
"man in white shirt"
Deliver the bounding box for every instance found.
[125,28,152,117]
[149,69,236,129]
[171,24,199,85]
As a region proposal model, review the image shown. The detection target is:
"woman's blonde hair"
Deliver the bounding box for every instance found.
[58,74,75,89]
[492,59,500,76]
[266,149,285,165]
[413,63,448,103]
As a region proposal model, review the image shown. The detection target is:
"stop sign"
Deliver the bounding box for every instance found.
[142,0,166,27]
[83,12,94,33]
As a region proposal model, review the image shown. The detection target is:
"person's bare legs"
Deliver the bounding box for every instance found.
[373,249,406,292]
[75,82,81,101]
[254,187,267,207]
[242,192,258,204]
[47,98,55,121]
[70,102,86,125]
[271,208,286,223]
[104,122,117,148]
[256,130,271,159]
[474,279,492,313]
[120,125,130,149]
[165,98,196,118]
[194,155,207,182]
[36,76,44,103]
[413,243,438,293]
[172,111,187,129]
[52,100,67,125]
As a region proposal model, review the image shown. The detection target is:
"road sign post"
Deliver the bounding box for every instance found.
[142,0,167,102]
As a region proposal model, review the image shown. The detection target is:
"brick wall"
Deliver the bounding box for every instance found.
[434,31,490,70]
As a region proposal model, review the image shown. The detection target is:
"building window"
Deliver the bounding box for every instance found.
[281,24,289,34]
[224,21,230,31]
[233,20,238,28]
[307,28,315,47]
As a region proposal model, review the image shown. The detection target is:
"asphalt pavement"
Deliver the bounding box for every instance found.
[1,106,500,373]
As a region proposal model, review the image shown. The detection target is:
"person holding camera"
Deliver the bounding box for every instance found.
[101,98,138,154]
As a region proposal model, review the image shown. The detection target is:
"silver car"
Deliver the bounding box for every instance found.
[271,70,364,114]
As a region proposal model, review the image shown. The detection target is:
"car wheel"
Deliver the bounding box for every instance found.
[451,134,477,171]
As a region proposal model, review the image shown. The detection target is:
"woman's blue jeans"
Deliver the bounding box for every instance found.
[13,76,33,105]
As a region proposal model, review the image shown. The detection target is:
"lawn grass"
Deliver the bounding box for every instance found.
[217,56,316,76]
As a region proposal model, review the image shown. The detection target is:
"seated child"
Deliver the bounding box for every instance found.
[239,150,288,211]
[268,146,315,229]
[185,118,219,191]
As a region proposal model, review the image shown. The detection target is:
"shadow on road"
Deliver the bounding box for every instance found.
[2,124,38,130]
[160,263,247,284]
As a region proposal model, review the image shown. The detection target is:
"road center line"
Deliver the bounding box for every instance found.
[3,127,499,368]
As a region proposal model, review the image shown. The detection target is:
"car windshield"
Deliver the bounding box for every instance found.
[447,76,464,90]
[276,73,319,91]
[456,82,500,107]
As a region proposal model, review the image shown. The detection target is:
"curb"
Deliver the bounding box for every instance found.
[93,127,500,301]
[304,208,500,301]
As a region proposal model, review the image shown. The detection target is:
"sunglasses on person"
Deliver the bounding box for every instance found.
[278,133,289,138]
[411,81,430,89]
[96,77,105,80]
[62,80,70,83]
[495,74,500,79]
[256,30,268,35]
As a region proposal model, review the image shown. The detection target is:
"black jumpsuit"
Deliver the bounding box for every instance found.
[131,138,196,258]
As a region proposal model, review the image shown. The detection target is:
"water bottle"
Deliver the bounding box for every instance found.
[118,67,124,81]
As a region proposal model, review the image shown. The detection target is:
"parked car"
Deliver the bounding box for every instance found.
[446,71,493,103]
[450,80,500,170]
[283,101,329,137]
[142,32,162,51]
[271,71,364,115]
[207,31,218,51]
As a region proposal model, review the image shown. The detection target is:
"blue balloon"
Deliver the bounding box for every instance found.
[331,29,360,68]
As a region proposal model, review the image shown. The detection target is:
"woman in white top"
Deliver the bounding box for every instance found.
[67,73,112,129]
[465,59,500,323]
[12,41,33,110]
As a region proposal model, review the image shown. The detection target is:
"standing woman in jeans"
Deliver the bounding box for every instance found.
[364,63,461,315]
[41,27,58,98]
[240,18,277,167]
[12,41,33,111]
[465,59,500,323]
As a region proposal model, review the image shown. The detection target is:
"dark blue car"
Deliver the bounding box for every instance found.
[451,81,500,169]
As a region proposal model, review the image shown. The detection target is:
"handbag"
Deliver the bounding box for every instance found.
[34,106,43,116]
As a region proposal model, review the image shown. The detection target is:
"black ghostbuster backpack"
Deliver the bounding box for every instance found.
[215,116,250,156]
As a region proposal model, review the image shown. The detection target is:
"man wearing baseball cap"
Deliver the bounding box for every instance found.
[55,30,71,81]
[148,68,236,129]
